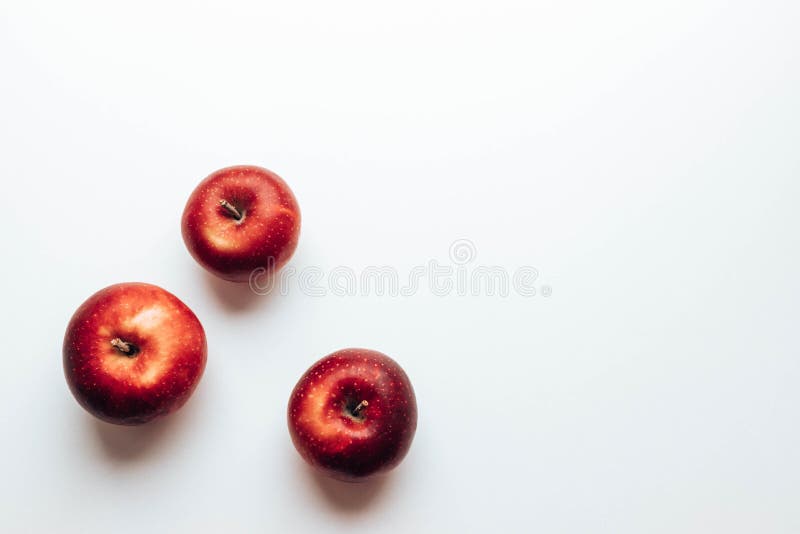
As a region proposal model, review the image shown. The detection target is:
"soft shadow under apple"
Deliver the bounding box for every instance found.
[307,467,390,513]
[92,419,173,464]
[201,270,277,313]
[91,390,204,464]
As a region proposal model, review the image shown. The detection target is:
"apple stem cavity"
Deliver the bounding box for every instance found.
[110,338,138,357]
[219,199,243,221]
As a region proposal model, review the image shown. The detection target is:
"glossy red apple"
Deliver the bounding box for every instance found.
[63,283,207,425]
[181,165,301,283]
[288,348,417,481]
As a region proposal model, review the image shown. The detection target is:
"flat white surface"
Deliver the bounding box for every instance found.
[1,1,799,532]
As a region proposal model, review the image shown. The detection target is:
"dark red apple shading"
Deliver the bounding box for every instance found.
[63,283,207,425]
[288,348,418,481]
[181,165,301,283]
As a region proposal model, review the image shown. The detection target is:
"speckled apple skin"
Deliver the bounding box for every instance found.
[63,283,207,425]
[288,349,418,481]
[181,165,301,283]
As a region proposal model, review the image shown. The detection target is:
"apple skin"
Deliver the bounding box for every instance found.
[181,165,301,283]
[288,348,418,481]
[63,283,207,426]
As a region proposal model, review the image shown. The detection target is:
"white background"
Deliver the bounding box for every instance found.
[1,1,798,532]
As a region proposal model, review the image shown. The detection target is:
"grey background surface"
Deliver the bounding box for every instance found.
[1,1,798,532]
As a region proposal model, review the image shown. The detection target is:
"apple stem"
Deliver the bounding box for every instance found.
[353,400,369,416]
[219,199,243,221]
[110,338,135,356]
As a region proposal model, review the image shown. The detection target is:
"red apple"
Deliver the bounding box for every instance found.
[288,348,417,481]
[63,283,207,425]
[181,165,301,283]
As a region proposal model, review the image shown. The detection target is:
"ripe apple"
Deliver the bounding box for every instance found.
[63,283,207,425]
[288,348,418,481]
[181,165,301,283]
